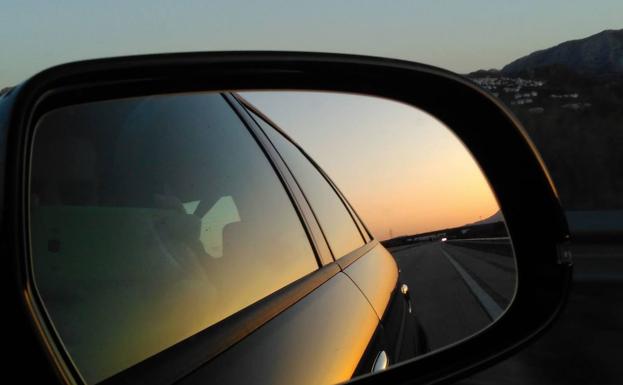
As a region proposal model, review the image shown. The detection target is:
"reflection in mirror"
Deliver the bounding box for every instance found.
[29,90,515,385]
[242,91,516,380]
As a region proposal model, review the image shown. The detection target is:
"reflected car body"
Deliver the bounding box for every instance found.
[185,94,427,385]
[16,89,426,385]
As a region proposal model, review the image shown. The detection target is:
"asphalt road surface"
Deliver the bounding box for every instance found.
[388,241,516,351]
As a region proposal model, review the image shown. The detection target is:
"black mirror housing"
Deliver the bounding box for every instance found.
[0,52,572,385]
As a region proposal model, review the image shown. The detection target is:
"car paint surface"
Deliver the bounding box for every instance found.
[178,271,381,385]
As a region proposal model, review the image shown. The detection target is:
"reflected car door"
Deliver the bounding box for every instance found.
[236,94,426,368]
[172,95,390,385]
[232,97,416,375]
[29,92,389,385]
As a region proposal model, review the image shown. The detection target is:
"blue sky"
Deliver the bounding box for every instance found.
[1,1,622,86]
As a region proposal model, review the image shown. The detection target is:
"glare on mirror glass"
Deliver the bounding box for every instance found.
[29,90,516,385]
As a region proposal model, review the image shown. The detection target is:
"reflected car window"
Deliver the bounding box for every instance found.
[247,109,366,259]
[29,93,318,383]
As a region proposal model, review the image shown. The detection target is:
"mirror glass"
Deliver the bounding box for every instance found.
[29,90,516,385]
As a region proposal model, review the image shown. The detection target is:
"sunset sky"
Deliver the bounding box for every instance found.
[243,92,500,240]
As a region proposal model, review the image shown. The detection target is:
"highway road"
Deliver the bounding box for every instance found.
[388,241,516,351]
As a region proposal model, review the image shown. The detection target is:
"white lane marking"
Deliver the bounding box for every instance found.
[440,247,503,321]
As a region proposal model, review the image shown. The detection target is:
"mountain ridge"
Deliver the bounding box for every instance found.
[500,29,623,76]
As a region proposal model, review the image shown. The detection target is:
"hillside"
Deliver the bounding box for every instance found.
[468,30,623,210]
[501,29,623,76]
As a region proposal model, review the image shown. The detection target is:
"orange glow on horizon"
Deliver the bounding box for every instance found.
[242,91,502,241]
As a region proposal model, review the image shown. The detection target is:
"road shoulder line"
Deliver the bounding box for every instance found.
[440,247,503,321]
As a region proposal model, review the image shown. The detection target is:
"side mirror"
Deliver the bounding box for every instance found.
[0,52,571,385]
